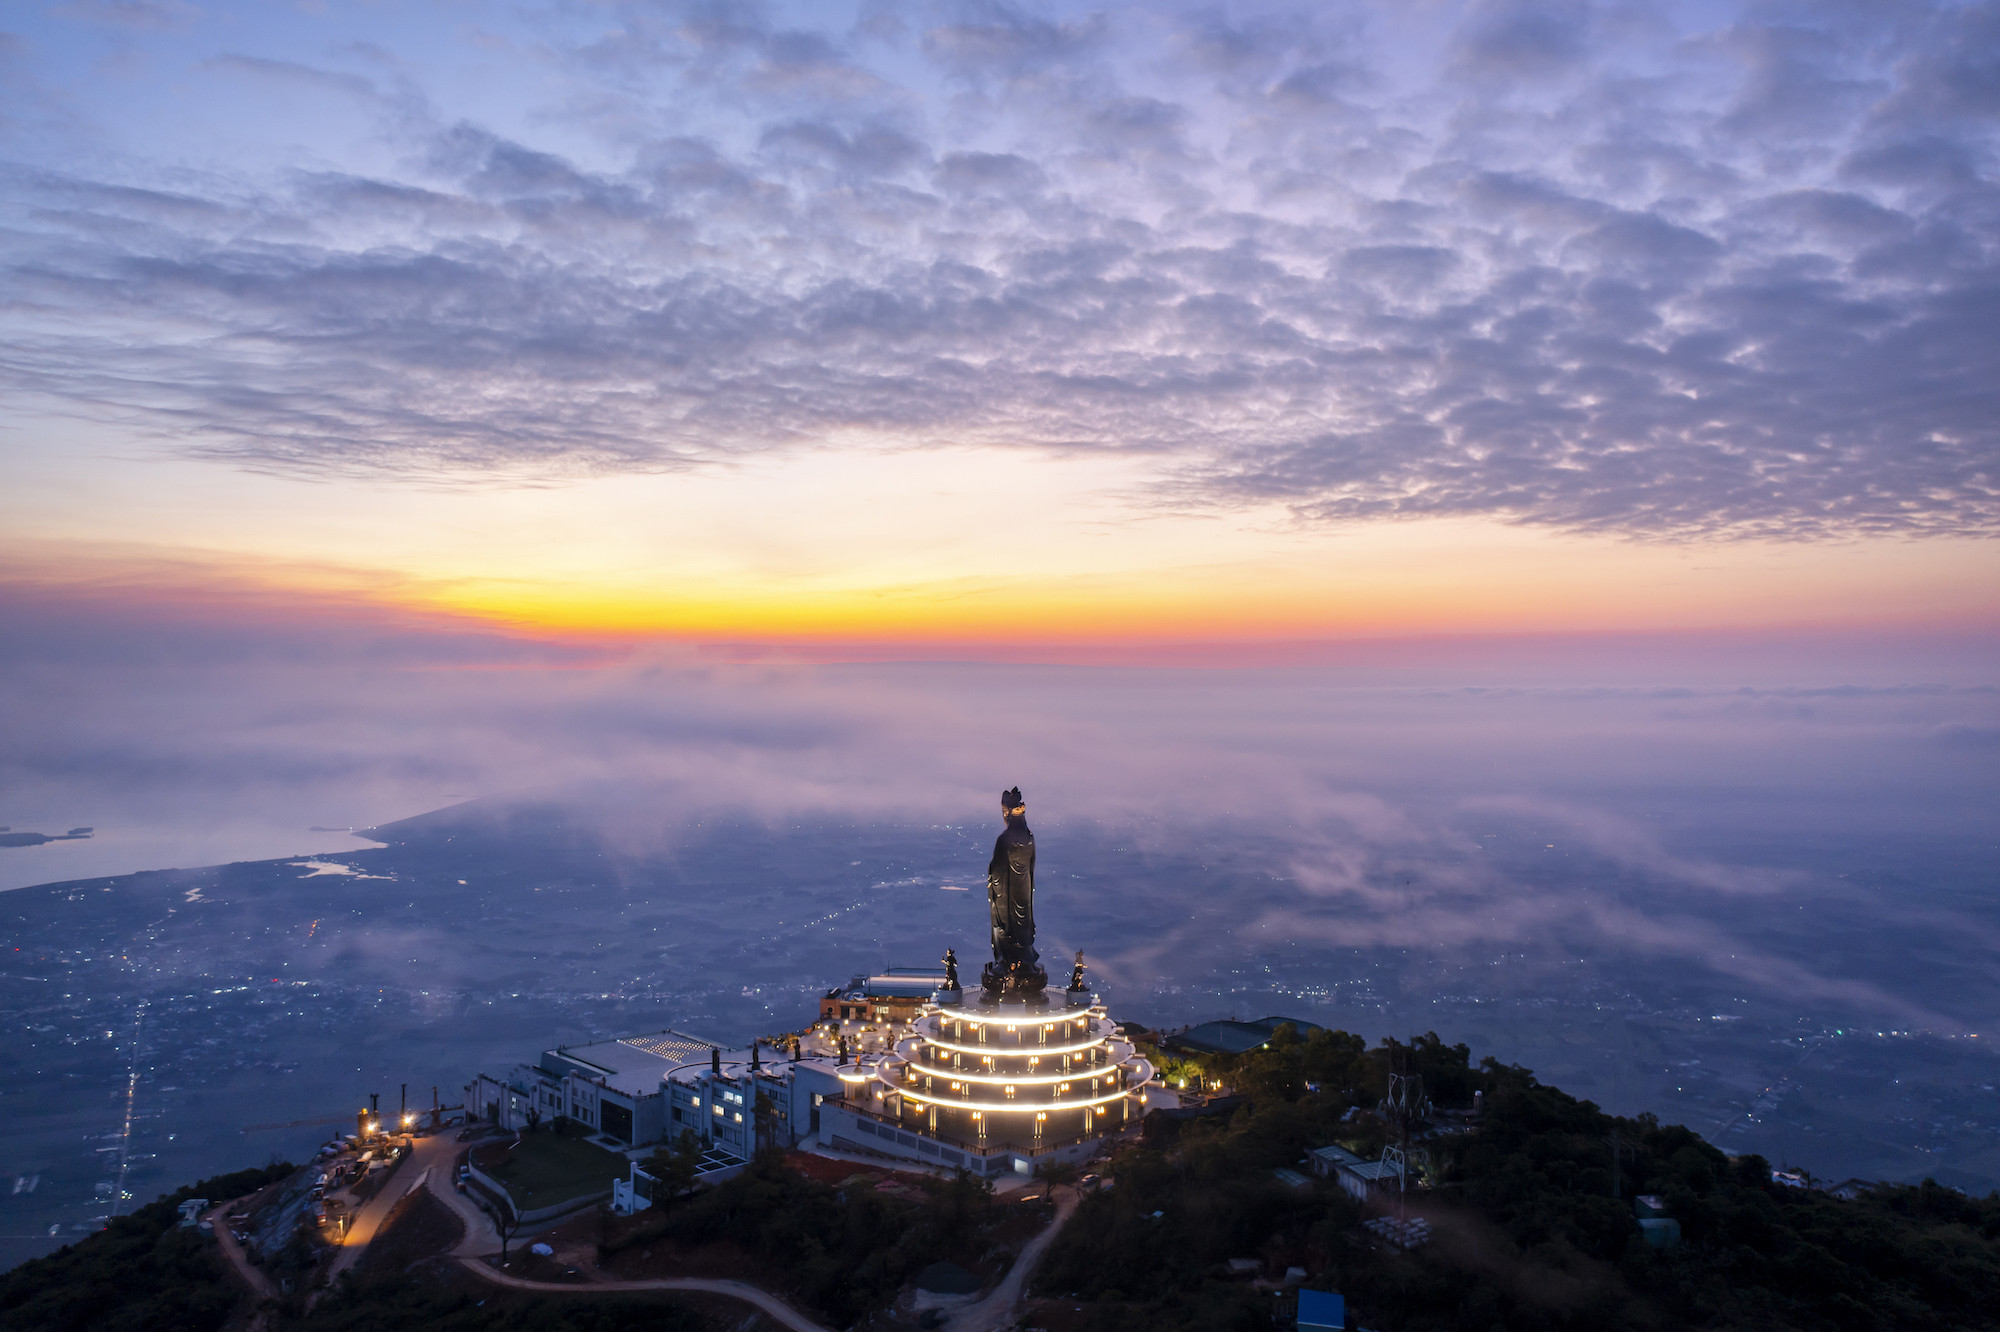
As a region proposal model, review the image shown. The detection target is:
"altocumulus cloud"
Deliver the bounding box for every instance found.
[0,0,1996,536]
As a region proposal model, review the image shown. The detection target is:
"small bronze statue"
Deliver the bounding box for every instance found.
[943,947,960,991]
[1067,950,1088,992]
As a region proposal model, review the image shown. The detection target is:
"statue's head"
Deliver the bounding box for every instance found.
[1001,786,1025,817]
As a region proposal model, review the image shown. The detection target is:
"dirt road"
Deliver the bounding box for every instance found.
[460,1259,837,1332]
[944,1187,1080,1331]
[201,1197,276,1301]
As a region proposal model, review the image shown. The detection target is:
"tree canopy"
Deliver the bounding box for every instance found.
[1038,1032,2000,1331]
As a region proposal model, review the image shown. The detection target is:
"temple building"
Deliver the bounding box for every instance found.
[817,986,1165,1173]
[818,967,951,1025]
[802,788,1174,1171]
[470,788,1172,1182]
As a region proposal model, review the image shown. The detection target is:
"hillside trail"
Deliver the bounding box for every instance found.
[460,1259,836,1332]
[290,1141,1079,1332]
[945,1186,1081,1332]
[448,1185,1080,1332]
[426,1171,833,1332]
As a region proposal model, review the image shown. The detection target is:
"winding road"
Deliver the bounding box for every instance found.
[417,1157,836,1331]
[943,1187,1080,1332]
[205,1133,1083,1332]
[461,1263,836,1332]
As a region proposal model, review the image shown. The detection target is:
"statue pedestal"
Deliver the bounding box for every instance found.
[934,986,964,1007]
[977,987,1052,1008]
[978,959,1050,1006]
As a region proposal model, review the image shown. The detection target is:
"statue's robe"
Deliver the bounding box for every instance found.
[987,814,1038,967]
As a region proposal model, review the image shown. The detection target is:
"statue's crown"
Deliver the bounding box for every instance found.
[1001,786,1024,808]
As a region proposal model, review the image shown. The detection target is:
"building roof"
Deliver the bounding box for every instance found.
[1310,1144,1399,1181]
[1297,1288,1345,1329]
[1168,1016,1326,1055]
[540,1029,720,1096]
[659,1046,812,1089]
[620,1031,721,1064]
[860,969,950,998]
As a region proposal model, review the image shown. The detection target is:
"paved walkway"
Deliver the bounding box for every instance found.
[459,1260,836,1332]
[323,1130,461,1283]
[944,1187,1080,1331]
[432,1167,504,1257]
[202,1134,1059,1332]
[424,1163,835,1331]
[434,1160,1085,1332]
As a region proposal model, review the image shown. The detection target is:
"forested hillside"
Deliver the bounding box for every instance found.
[8,1026,1999,1331]
[1037,1026,2000,1331]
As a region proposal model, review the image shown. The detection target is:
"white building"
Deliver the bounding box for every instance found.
[1307,1143,1404,1200]
[468,991,1168,1186]
[466,1029,849,1159]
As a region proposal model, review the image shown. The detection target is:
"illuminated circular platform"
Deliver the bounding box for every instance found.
[853,993,1156,1151]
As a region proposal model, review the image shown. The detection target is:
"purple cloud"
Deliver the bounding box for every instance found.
[0,0,1994,535]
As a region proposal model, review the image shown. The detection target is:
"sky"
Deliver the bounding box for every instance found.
[1,0,1996,645]
[1,0,1997,898]
[3,10,2000,1211]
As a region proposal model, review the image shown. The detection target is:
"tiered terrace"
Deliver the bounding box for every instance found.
[859,996,1155,1151]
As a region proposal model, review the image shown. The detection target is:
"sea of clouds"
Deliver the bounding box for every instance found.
[4,586,1996,1029]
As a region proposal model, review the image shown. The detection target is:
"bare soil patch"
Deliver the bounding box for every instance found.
[781,1151,939,1190]
[354,1185,465,1277]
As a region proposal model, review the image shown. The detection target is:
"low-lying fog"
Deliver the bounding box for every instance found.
[1,607,1996,1267]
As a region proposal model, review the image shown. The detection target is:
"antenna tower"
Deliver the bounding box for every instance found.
[1379,1060,1432,1221]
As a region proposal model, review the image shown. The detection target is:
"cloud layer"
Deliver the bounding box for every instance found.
[2,0,1997,536]
[4,584,1997,1029]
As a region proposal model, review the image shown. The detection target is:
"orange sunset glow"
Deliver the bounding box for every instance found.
[8,441,1996,647]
